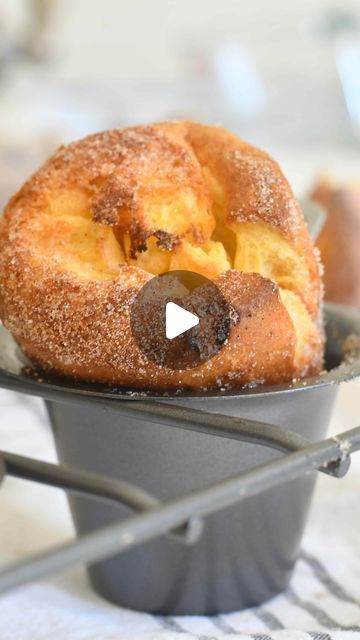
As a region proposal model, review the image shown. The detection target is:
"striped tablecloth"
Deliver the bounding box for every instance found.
[0,381,360,640]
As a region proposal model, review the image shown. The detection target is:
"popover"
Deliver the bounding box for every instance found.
[313,178,360,308]
[0,121,324,390]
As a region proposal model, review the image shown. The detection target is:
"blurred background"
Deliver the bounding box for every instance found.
[0,0,360,207]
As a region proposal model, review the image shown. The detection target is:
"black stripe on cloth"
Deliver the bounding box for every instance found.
[301,551,359,606]
[155,616,217,639]
[308,632,334,640]
[286,587,360,631]
[156,616,187,632]
[211,617,238,633]
[252,607,285,630]
[212,614,277,637]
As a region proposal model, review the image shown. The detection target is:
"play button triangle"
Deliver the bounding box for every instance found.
[165,302,199,340]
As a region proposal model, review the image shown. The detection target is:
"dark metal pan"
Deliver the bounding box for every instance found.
[0,302,359,615]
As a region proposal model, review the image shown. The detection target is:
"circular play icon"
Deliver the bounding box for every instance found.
[130,270,232,370]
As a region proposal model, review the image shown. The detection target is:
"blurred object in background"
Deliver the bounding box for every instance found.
[0,0,53,71]
[336,38,360,141]
[0,0,360,208]
[0,0,105,206]
[313,6,360,141]
[0,0,60,205]
[312,178,360,308]
[0,1,360,140]
[212,43,266,117]
[22,0,55,61]
[300,198,327,241]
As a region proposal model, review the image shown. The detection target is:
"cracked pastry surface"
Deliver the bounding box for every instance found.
[0,121,324,390]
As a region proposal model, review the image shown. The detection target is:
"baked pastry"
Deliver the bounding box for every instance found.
[0,121,324,390]
[313,178,360,308]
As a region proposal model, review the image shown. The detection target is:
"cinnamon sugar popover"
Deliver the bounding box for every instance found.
[313,178,360,308]
[0,121,324,390]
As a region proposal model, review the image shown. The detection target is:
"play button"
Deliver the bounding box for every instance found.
[130,270,232,371]
[165,302,199,340]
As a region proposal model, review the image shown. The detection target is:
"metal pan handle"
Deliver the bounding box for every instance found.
[0,425,359,598]
[0,450,202,545]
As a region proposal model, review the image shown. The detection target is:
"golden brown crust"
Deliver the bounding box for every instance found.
[0,258,322,389]
[0,121,324,390]
[313,180,360,308]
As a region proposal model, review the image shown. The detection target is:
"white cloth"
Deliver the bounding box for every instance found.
[0,382,360,640]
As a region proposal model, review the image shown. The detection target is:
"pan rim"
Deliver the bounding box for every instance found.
[0,302,359,403]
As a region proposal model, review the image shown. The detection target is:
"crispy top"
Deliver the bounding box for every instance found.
[3,121,320,312]
[0,121,324,389]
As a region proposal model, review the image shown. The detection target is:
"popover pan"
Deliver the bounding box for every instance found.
[0,302,359,615]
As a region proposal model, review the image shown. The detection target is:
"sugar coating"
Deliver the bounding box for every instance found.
[0,121,324,390]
